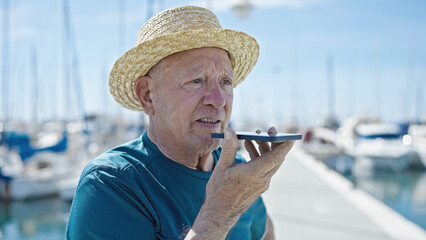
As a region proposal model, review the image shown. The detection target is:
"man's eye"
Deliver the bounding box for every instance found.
[192,79,201,84]
[222,79,232,85]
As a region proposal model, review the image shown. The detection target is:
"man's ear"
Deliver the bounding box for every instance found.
[134,76,154,115]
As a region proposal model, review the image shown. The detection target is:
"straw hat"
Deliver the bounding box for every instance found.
[109,5,259,112]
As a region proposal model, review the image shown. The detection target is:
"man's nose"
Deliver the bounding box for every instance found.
[203,81,226,109]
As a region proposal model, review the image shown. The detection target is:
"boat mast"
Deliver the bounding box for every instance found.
[119,0,126,54]
[31,46,39,124]
[62,0,71,122]
[146,0,154,21]
[414,49,423,122]
[326,54,335,118]
[2,0,10,123]
[62,0,86,123]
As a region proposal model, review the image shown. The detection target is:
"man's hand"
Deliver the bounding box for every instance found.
[186,128,294,240]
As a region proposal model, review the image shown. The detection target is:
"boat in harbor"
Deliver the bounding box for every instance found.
[408,124,426,168]
[0,123,89,201]
[337,114,414,173]
[301,126,344,160]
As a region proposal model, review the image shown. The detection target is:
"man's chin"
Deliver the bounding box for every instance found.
[196,136,222,152]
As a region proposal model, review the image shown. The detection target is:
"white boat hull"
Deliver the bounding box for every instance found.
[0,151,84,201]
[349,139,413,173]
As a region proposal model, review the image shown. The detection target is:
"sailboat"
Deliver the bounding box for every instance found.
[0,102,89,201]
[336,113,414,173]
[0,0,91,201]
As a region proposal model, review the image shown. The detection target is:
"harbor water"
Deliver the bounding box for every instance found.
[0,197,71,239]
[345,170,426,230]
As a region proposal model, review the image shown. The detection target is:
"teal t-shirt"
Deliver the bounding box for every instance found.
[67,132,267,239]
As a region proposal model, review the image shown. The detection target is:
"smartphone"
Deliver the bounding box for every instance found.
[211,131,303,142]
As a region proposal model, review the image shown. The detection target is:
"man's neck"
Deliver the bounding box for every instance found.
[147,130,216,171]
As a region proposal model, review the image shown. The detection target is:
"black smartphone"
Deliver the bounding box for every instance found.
[211,131,302,142]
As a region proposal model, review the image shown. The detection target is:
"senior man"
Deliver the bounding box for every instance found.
[67,6,293,240]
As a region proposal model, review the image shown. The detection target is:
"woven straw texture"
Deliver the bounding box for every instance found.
[109,6,259,112]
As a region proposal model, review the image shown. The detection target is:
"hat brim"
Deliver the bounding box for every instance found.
[109,28,259,112]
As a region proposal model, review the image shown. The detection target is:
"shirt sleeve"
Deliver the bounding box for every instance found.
[66,169,157,240]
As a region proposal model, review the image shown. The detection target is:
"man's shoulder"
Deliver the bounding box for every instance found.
[81,138,150,179]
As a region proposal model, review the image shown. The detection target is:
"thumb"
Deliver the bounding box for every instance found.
[216,128,238,171]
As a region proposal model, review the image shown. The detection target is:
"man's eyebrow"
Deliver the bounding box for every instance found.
[223,68,235,78]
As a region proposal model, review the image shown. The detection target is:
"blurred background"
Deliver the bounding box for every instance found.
[0,0,425,239]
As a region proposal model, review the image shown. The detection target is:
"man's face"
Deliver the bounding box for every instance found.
[148,47,234,154]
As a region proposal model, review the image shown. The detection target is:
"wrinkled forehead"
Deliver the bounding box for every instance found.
[146,47,233,77]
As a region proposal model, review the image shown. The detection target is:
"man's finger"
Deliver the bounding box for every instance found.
[256,140,271,154]
[271,140,294,151]
[267,126,277,136]
[251,140,294,173]
[215,128,238,171]
[264,158,285,178]
[244,140,259,160]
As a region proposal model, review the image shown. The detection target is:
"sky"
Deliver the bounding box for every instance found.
[1,0,426,128]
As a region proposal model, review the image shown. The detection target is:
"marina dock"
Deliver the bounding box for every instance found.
[257,146,426,240]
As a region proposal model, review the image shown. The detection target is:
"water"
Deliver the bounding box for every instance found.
[345,170,426,230]
[322,152,426,231]
[0,197,71,240]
